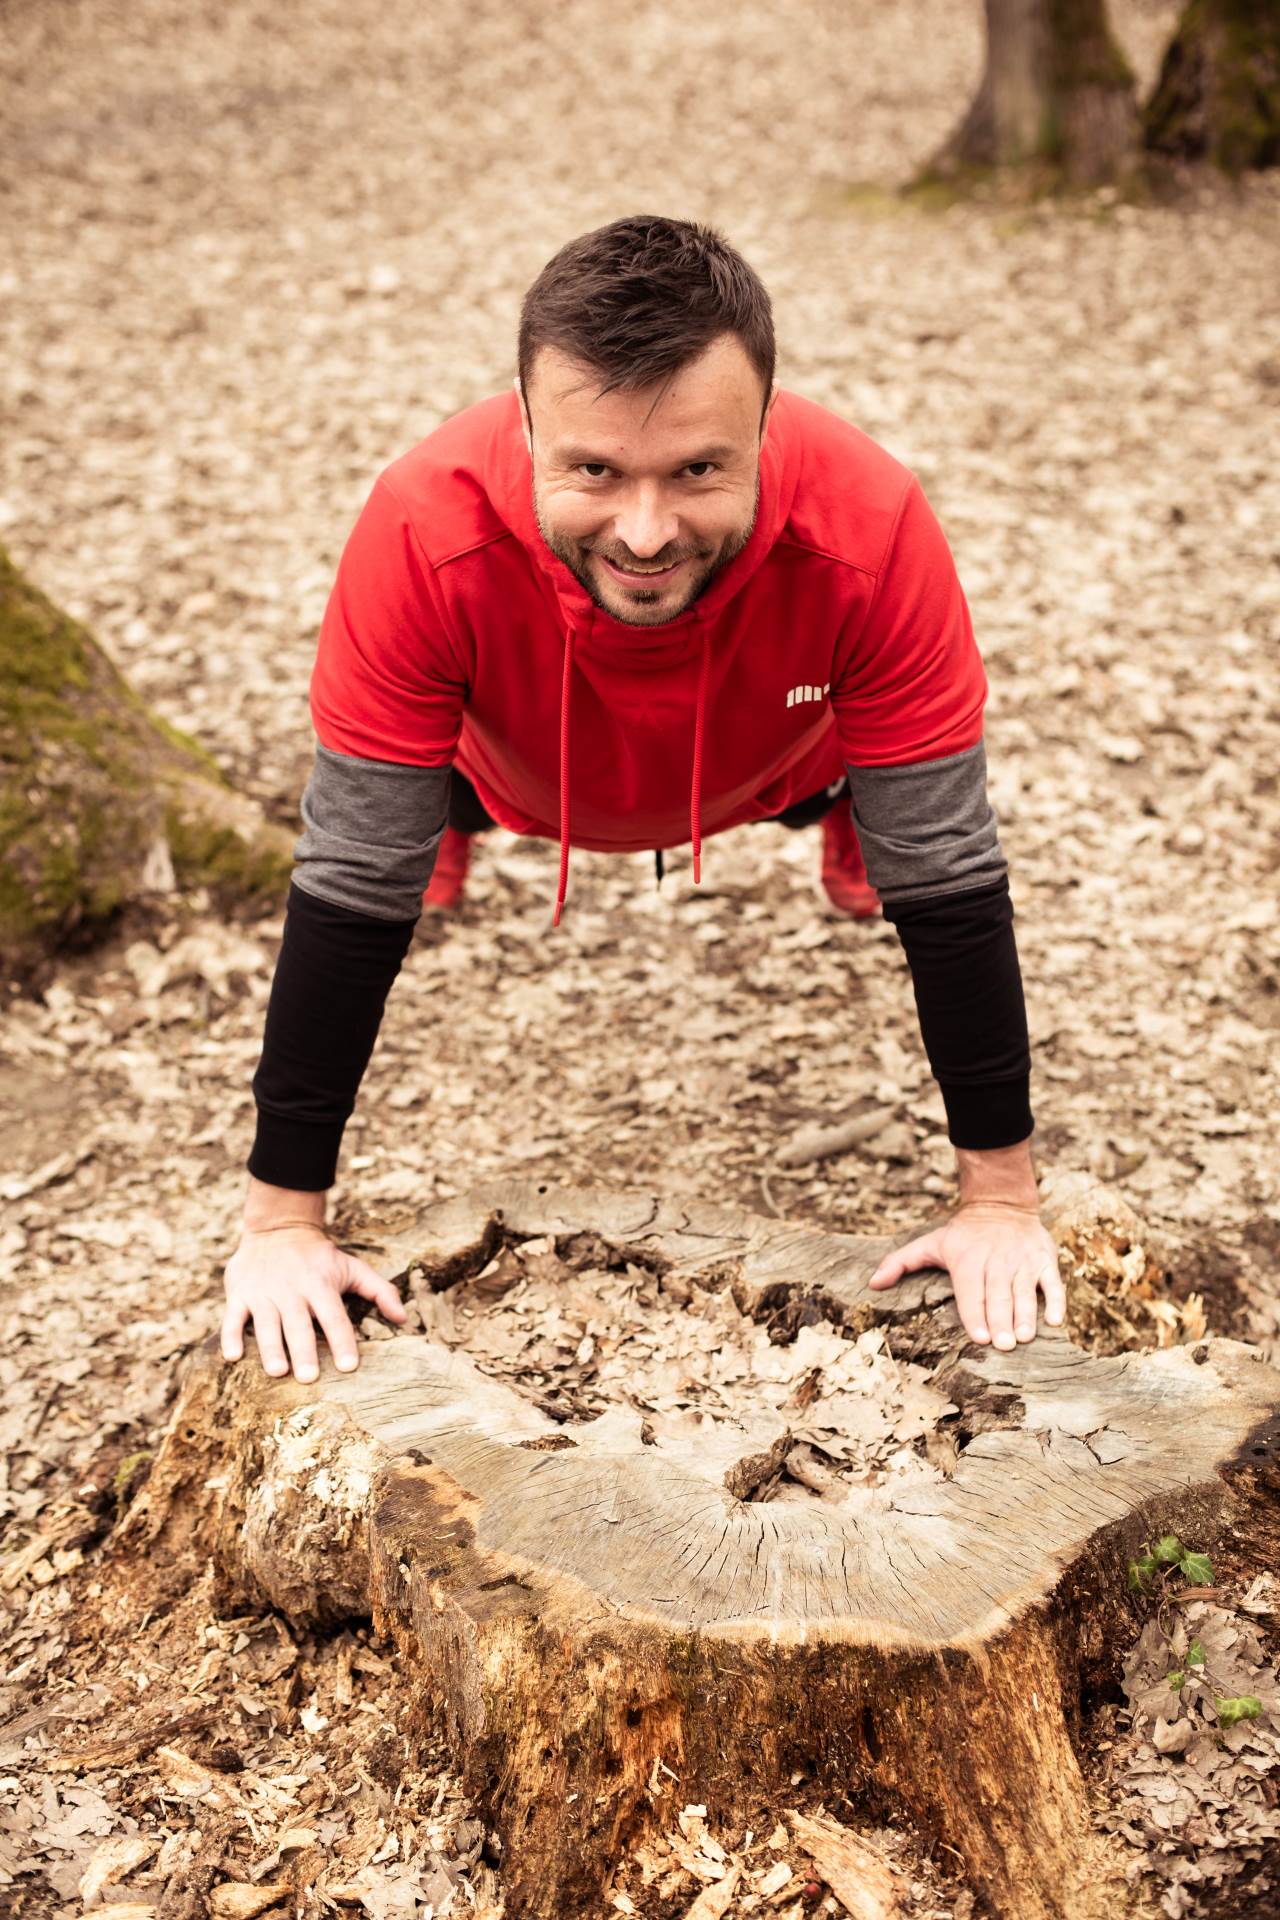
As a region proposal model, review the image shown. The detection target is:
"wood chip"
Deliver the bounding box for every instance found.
[785,1811,903,1919]
[757,1857,795,1896]
[79,1834,160,1906]
[208,1887,293,1920]
[681,1866,740,1918]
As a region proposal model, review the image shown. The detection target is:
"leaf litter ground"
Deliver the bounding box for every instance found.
[2,0,1280,1915]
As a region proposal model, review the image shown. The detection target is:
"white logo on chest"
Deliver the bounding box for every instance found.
[786,683,831,709]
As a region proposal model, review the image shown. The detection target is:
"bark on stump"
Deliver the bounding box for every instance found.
[125,1184,1280,1920]
[924,0,1141,187]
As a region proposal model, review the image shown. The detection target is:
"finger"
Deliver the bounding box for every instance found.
[221,1295,248,1363]
[342,1256,409,1321]
[280,1302,320,1384]
[251,1300,290,1379]
[1040,1254,1067,1327]
[985,1263,1017,1351]
[951,1262,991,1345]
[310,1287,360,1374]
[869,1232,944,1289]
[1012,1265,1040,1343]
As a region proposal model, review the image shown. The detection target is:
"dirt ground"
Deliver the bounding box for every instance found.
[2,0,1279,1914]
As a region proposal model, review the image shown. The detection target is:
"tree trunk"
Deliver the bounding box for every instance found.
[120,1182,1280,1920]
[1145,0,1280,173]
[925,0,1141,186]
[1,545,292,983]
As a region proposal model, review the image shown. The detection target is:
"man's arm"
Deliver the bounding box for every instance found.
[826,474,1063,1344]
[225,471,467,1380]
[839,747,1063,1345]
[224,749,453,1376]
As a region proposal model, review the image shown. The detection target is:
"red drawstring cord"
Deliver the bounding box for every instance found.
[690,622,711,884]
[556,619,708,921]
[553,627,575,926]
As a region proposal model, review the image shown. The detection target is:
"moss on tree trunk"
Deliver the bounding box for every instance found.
[1,545,293,983]
[1145,0,1280,173]
[921,0,1141,188]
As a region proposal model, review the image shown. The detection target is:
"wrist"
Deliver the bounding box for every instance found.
[954,1138,1038,1211]
[243,1175,327,1233]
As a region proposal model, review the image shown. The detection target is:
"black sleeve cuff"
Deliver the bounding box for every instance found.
[936,1074,1034,1152]
[248,1110,348,1192]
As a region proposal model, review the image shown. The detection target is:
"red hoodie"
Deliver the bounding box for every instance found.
[310,387,986,919]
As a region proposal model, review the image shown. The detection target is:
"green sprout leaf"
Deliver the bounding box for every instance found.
[1186,1640,1206,1668]
[1167,1670,1186,1691]
[1215,1696,1262,1727]
[1179,1550,1214,1585]
[1127,1559,1149,1592]
[1152,1535,1185,1565]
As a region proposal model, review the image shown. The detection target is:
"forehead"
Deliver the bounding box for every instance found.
[528,335,764,459]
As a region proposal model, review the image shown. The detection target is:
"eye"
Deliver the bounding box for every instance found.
[683,462,718,478]
[578,463,613,479]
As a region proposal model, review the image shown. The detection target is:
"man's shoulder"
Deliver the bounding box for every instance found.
[374,392,520,570]
[775,389,919,578]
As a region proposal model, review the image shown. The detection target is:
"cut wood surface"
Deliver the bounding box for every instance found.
[125,1183,1280,1920]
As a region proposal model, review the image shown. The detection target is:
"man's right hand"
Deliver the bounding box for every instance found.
[222,1181,408,1382]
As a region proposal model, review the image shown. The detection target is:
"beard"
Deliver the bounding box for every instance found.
[532,473,760,627]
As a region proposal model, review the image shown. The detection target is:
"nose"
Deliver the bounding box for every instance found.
[611,482,679,561]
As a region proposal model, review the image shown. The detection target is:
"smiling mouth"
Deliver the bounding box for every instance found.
[597,554,688,585]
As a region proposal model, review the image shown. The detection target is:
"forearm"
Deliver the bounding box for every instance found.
[248,881,417,1190]
[844,749,1033,1150]
[883,877,1033,1149]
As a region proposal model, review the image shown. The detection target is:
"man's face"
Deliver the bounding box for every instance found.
[520,332,776,627]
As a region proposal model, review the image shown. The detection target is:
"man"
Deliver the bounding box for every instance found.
[222,215,1064,1385]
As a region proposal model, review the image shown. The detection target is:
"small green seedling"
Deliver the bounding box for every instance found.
[1124,1540,1266,1734]
[1126,1535,1214,1592]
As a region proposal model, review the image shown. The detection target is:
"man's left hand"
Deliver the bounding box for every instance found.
[868,1202,1066,1349]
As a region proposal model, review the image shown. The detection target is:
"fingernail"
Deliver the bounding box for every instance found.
[993,1330,1016,1350]
[1016,1324,1035,1341]
[297,1368,317,1383]
[336,1356,357,1372]
[973,1326,990,1342]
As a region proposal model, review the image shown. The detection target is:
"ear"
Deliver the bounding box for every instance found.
[513,375,532,454]
[761,378,780,440]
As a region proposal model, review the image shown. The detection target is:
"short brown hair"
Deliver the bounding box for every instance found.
[518,215,775,423]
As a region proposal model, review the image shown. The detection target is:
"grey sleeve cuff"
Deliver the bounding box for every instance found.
[292,742,451,920]
[844,740,1008,905]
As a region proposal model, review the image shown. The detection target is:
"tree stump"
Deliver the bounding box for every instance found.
[0,544,292,982]
[125,1184,1280,1920]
